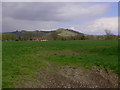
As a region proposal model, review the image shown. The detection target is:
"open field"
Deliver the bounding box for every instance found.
[2,40,119,88]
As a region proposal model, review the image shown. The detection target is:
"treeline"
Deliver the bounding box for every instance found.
[1,32,86,41]
[1,33,118,41]
[2,33,19,41]
[85,35,118,40]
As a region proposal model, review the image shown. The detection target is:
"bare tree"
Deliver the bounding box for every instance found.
[104,29,112,35]
[104,29,113,40]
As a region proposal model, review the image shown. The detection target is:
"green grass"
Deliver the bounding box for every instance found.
[2,40,118,88]
[58,30,77,37]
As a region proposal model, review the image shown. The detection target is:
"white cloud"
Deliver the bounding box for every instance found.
[69,17,118,35]
[57,3,109,21]
[70,27,75,30]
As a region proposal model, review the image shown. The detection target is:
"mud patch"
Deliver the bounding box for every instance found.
[16,61,118,88]
[59,66,118,88]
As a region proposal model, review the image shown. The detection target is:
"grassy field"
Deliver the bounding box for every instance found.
[2,40,118,88]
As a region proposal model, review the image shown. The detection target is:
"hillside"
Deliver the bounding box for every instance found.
[10,28,83,37]
[56,28,80,37]
[2,28,85,41]
[2,28,117,41]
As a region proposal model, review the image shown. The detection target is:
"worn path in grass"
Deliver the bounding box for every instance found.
[16,59,118,88]
[16,50,118,88]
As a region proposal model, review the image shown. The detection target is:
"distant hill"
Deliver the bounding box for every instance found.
[2,28,118,41]
[10,28,83,37]
[11,28,83,37]
[2,28,86,41]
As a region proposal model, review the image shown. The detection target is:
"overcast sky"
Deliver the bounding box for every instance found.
[2,1,118,35]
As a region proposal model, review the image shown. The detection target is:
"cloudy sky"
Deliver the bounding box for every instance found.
[1,1,118,35]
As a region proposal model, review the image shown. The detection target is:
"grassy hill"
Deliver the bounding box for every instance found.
[2,28,85,41]
[12,28,83,37]
[56,28,79,37]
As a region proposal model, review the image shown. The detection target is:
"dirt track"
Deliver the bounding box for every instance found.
[16,60,119,88]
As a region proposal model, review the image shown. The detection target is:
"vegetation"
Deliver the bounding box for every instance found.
[2,28,118,41]
[2,40,118,88]
[2,28,118,88]
[2,33,19,41]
